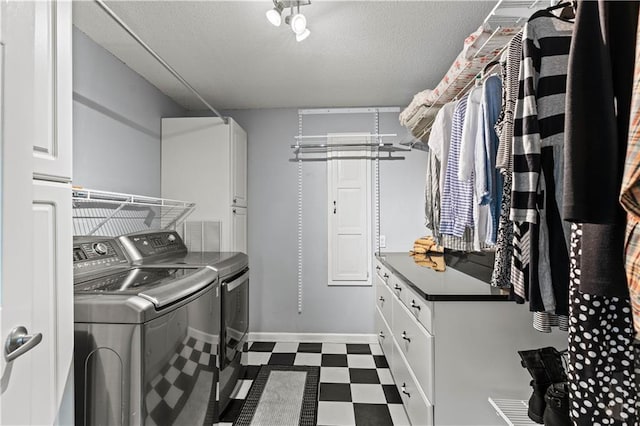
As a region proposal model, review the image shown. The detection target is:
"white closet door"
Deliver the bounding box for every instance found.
[327,134,372,285]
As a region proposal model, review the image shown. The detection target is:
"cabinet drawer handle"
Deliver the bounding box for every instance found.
[401,383,411,397]
[401,331,411,342]
[410,300,421,310]
[233,198,237,204]
[378,296,385,302]
[376,266,381,271]
[383,273,389,279]
[233,208,237,214]
[394,284,402,291]
[379,331,385,339]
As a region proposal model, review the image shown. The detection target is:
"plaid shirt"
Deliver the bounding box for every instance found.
[620,25,640,341]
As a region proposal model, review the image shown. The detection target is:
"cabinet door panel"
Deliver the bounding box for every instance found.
[231,121,247,207]
[33,0,72,181]
[232,207,247,253]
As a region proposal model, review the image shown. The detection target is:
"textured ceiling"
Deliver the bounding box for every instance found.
[73,1,496,110]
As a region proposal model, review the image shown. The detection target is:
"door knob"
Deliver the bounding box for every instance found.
[5,326,42,362]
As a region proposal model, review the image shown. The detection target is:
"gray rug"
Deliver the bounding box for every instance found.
[233,365,319,426]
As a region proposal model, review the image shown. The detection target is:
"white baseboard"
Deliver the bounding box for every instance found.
[248,332,377,344]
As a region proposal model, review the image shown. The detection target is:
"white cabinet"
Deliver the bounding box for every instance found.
[0,1,73,424]
[375,257,569,425]
[161,117,248,252]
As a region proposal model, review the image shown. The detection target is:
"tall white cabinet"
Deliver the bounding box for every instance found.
[161,117,248,253]
[0,0,74,424]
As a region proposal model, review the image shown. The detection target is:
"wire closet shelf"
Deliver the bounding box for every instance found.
[400,0,550,151]
[72,188,196,237]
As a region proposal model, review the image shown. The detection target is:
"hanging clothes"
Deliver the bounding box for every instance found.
[621,11,640,343]
[425,102,479,252]
[511,9,573,331]
[480,74,503,246]
[564,1,640,423]
[492,33,522,288]
[440,93,474,238]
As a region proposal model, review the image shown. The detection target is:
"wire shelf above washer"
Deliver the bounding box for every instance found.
[72,188,196,237]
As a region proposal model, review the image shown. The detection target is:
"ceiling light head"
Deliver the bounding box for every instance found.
[266,2,284,27]
[296,28,310,42]
[289,13,307,35]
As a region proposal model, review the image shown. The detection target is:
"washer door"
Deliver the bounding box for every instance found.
[221,268,249,369]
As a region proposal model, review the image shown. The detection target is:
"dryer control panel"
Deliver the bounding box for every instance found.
[118,231,187,261]
[73,237,129,278]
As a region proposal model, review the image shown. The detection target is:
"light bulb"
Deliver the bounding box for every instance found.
[266,4,283,27]
[290,13,307,35]
[296,28,310,42]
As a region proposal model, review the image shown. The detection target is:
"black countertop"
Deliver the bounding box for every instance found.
[376,252,510,302]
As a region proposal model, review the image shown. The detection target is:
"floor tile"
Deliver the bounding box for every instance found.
[219,398,244,423]
[249,341,275,352]
[317,401,355,426]
[353,403,394,426]
[349,368,380,384]
[322,354,348,367]
[298,342,322,353]
[382,384,402,404]
[272,342,299,353]
[319,383,352,402]
[247,351,271,366]
[370,343,384,356]
[322,343,347,354]
[294,352,322,366]
[350,383,387,404]
[346,343,372,355]
[230,379,252,400]
[388,403,411,426]
[320,367,350,383]
[377,368,395,385]
[268,352,296,365]
[347,354,376,369]
[242,365,261,380]
[374,355,389,368]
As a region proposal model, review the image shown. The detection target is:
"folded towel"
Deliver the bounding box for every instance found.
[399,89,434,125]
[410,252,446,272]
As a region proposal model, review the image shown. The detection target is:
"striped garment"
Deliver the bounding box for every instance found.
[620,15,640,341]
[495,32,523,173]
[510,10,573,328]
[510,11,573,224]
[440,94,474,238]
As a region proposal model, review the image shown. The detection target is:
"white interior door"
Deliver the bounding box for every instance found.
[0,1,72,424]
[327,134,372,285]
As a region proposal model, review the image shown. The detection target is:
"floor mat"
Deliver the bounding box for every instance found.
[234,365,319,426]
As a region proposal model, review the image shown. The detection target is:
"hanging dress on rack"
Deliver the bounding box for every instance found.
[565,1,640,423]
[511,9,572,332]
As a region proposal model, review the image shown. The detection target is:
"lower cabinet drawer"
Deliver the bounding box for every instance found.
[392,295,435,403]
[375,307,394,370]
[391,340,434,426]
[399,285,433,334]
[376,278,393,326]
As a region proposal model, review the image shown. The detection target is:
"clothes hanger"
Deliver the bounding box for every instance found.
[547,1,575,19]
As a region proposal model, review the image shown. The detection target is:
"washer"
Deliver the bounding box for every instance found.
[118,231,249,414]
[73,236,220,426]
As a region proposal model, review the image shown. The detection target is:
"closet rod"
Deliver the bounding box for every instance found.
[94,0,227,124]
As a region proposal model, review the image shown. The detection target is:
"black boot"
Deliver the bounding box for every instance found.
[518,347,567,424]
[543,382,570,426]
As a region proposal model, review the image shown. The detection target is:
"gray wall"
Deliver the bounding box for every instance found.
[72,27,185,196]
[224,108,428,334]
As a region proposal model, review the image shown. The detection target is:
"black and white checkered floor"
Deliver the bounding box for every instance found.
[219,341,410,426]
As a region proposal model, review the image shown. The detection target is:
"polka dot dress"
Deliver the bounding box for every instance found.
[567,223,639,425]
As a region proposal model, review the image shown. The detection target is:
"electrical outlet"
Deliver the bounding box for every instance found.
[380,235,386,248]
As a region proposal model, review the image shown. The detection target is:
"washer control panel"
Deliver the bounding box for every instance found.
[73,237,129,276]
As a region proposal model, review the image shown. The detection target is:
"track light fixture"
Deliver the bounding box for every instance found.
[266,0,312,42]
